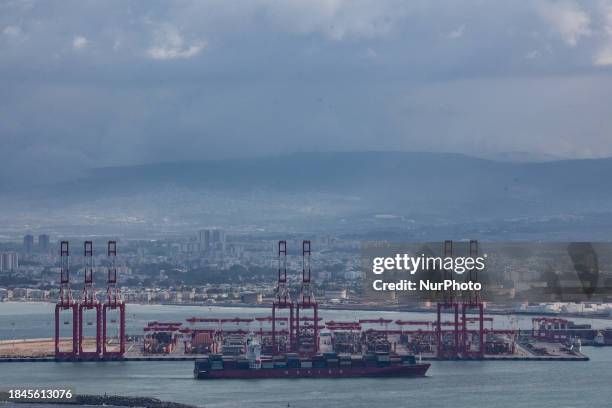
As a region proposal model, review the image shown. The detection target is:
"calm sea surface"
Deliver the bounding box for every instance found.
[1,302,610,408]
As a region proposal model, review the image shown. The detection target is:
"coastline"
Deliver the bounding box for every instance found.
[0,393,199,408]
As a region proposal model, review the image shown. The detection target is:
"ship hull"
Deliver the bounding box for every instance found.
[195,363,430,379]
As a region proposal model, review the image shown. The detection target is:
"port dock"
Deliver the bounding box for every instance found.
[0,240,596,368]
[0,339,590,362]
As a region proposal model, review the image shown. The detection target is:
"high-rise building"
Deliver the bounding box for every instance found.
[211,229,226,253]
[38,234,50,253]
[198,229,211,251]
[23,235,34,254]
[212,229,225,246]
[0,252,19,271]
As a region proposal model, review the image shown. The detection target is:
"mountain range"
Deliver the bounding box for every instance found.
[3,151,612,238]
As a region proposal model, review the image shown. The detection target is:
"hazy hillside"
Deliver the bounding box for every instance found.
[82,151,612,216]
[3,152,612,238]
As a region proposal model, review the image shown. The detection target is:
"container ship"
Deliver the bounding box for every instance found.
[194,336,430,379]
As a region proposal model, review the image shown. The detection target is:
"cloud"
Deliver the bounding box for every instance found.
[259,0,409,41]
[3,25,21,37]
[72,35,88,50]
[594,48,612,66]
[443,24,465,39]
[364,47,378,59]
[4,0,612,183]
[537,1,591,47]
[146,23,205,60]
[594,2,612,66]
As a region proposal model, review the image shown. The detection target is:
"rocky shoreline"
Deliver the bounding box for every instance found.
[0,393,199,408]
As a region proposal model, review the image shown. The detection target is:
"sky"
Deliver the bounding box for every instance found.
[2,0,612,184]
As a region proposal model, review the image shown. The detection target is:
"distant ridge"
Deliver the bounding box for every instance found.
[476,151,567,163]
[5,151,612,235]
[75,151,612,215]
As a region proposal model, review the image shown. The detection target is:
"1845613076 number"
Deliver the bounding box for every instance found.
[7,389,74,401]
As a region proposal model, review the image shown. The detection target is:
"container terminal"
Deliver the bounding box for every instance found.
[0,240,594,369]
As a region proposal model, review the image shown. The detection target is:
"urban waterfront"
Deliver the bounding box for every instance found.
[0,302,611,407]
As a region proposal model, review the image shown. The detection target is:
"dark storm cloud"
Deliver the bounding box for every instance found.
[2,0,612,184]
